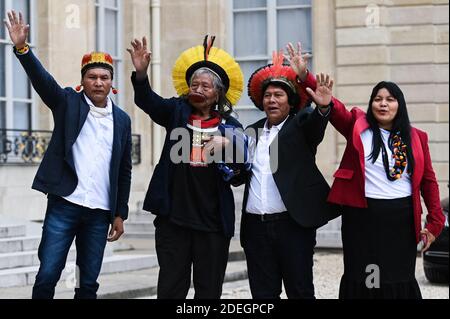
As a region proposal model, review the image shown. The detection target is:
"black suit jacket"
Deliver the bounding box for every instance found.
[240,107,340,244]
[15,48,132,221]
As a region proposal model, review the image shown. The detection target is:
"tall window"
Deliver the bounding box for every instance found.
[95,0,123,106]
[0,0,35,130]
[229,0,312,126]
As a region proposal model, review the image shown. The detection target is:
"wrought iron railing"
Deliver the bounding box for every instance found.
[0,129,141,166]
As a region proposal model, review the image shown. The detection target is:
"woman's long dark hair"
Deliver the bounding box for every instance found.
[366,81,415,175]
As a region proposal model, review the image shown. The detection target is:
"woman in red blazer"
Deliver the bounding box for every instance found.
[288,43,445,298]
[301,71,445,298]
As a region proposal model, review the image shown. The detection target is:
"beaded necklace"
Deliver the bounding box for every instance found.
[187,111,221,167]
[380,130,408,181]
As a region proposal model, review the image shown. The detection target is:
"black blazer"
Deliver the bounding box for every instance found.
[15,48,132,221]
[240,107,340,244]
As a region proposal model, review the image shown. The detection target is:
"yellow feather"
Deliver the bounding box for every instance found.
[172,45,244,105]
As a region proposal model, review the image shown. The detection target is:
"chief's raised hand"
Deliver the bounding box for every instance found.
[286,42,310,82]
[4,10,29,49]
[127,37,152,81]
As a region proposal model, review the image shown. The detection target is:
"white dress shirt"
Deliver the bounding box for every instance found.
[246,117,288,215]
[362,128,412,199]
[64,94,114,211]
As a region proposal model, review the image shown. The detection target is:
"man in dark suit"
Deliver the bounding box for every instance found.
[239,45,339,299]
[5,10,132,299]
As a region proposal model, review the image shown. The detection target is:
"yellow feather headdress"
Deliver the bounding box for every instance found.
[172,35,244,106]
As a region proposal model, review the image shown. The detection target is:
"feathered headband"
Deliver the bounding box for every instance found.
[172,35,244,106]
[248,51,310,111]
[81,52,114,78]
[76,52,118,94]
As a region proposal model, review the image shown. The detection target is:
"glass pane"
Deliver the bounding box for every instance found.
[277,0,311,6]
[277,8,312,53]
[233,0,266,9]
[12,0,30,40]
[13,102,30,130]
[113,61,119,88]
[0,101,5,129]
[109,60,119,104]
[234,12,267,57]
[0,0,5,39]
[95,7,100,51]
[104,0,118,8]
[0,44,5,97]
[13,56,30,99]
[104,9,118,56]
[237,60,268,106]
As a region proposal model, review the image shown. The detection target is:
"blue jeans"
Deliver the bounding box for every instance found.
[32,195,110,299]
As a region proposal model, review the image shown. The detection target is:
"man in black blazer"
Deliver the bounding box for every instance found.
[5,11,132,299]
[239,46,339,299]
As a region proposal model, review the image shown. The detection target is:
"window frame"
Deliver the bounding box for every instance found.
[0,0,37,130]
[94,0,124,108]
[227,0,313,109]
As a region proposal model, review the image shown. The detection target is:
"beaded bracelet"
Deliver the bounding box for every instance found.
[16,44,30,55]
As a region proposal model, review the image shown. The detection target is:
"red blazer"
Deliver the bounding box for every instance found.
[328,97,444,243]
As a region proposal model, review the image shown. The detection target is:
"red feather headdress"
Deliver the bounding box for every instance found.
[248,51,310,111]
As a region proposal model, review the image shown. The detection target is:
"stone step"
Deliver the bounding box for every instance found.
[0,225,27,239]
[125,222,154,234]
[0,254,158,288]
[0,236,41,254]
[127,212,154,223]
[0,248,76,271]
[0,245,114,270]
[316,231,343,249]
[122,232,155,239]
[122,220,155,238]
[0,235,128,255]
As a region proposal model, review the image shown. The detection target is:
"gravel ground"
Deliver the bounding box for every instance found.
[218,250,449,299]
[144,249,448,299]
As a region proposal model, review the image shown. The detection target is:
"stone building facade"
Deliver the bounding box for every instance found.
[0,1,447,246]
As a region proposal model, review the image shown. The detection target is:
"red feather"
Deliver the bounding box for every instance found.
[248,50,309,111]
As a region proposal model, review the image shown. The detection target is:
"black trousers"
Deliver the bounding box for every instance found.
[154,217,230,299]
[339,197,422,299]
[242,212,317,299]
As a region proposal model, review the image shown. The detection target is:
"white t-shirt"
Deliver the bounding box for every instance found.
[361,128,412,199]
